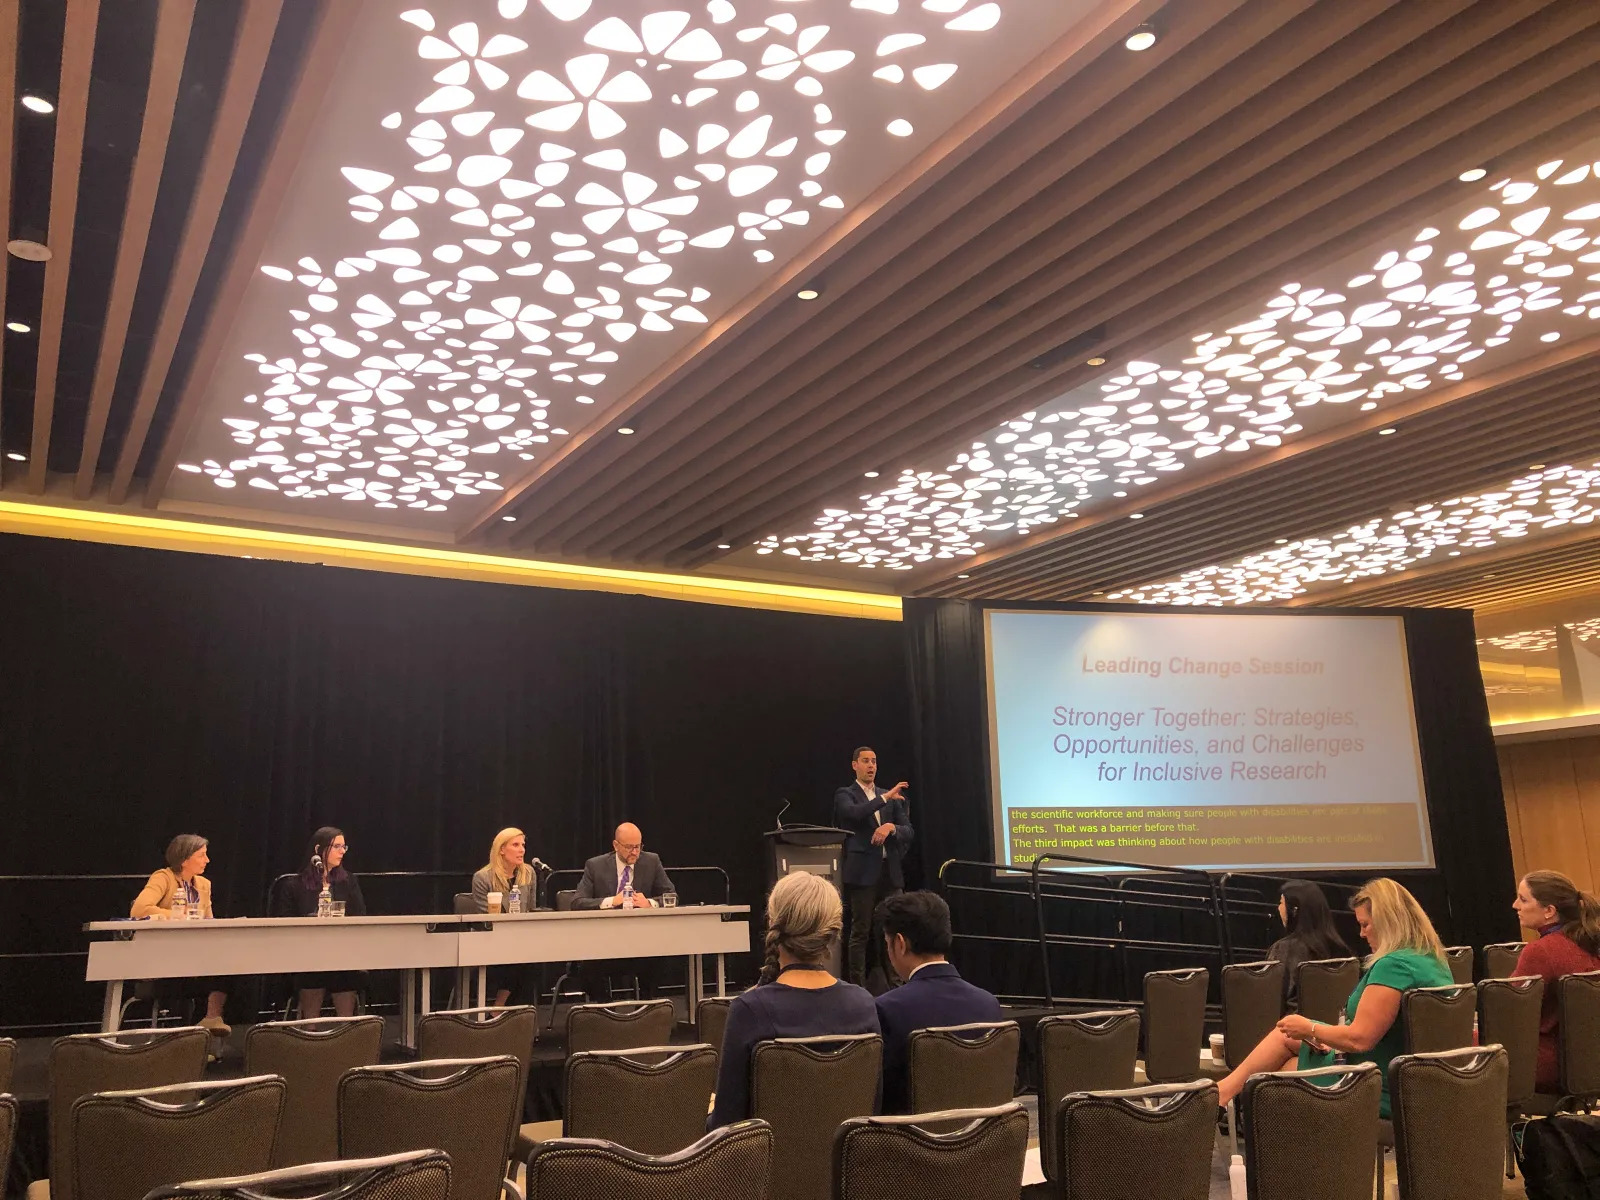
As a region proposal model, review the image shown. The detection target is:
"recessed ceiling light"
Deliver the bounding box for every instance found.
[5,452,25,462]
[5,321,29,333]
[716,543,731,550]
[1530,463,1546,470]
[796,286,821,301]
[864,470,880,478]
[20,95,53,114]
[1129,512,1144,519]
[1458,167,1487,182]
[501,515,517,522]
[1275,538,1288,544]
[6,239,51,262]
[1092,590,1105,595]
[1123,24,1157,51]
[1086,356,1106,366]
[1378,427,1397,435]
[957,573,970,579]
[617,426,636,435]
[1482,573,1497,580]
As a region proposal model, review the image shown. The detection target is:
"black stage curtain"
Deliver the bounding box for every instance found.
[904,598,1520,1005]
[0,534,909,1031]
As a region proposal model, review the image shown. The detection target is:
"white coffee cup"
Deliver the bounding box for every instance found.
[486,891,503,914]
[1209,1033,1226,1060]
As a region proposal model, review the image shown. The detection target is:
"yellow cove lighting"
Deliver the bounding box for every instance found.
[0,501,902,622]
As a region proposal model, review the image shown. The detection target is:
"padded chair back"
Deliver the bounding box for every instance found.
[1390,1046,1509,1200]
[1241,1063,1380,1200]
[832,1103,1030,1200]
[1444,946,1474,986]
[70,1076,286,1200]
[751,1033,882,1200]
[1057,1079,1217,1200]
[1476,976,1543,1107]
[524,1120,772,1200]
[340,1056,521,1200]
[143,1149,452,1200]
[453,892,477,915]
[697,996,733,1054]
[47,1026,211,1200]
[1557,969,1600,1098]
[1401,983,1477,1054]
[0,1093,17,1200]
[555,889,577,912]
[415,1004,537,1122]
[1141,968,1208,1083]
[1219,961,1284,1070]
[906,1021,1019,1114]
[1482,942,1525,982]
[1036,1009,1139,1184]
[244,1015,384,1166]
[565,999,676,1054]
[0,1036,15,1093]
[564,1043,718,1155]
[1294,958,1360,1025]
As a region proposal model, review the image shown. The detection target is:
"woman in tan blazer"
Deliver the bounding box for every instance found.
[130,833,230,1034]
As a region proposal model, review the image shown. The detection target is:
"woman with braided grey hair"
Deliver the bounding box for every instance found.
[708,871,879,1128]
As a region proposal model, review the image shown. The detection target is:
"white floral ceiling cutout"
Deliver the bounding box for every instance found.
[1106,461,1600,606]
[168,0,1095,523]
[760,147,1600,570]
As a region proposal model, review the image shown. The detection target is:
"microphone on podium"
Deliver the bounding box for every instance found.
[776,799,790,830]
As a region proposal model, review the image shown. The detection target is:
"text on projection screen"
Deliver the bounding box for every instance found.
[984,611,1433,872]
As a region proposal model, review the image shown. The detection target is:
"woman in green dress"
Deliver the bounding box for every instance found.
[1216,877,1453,1118]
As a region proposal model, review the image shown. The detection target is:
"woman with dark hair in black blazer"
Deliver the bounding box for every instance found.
[272,826,367,1017]
[1267,880,1352,1007]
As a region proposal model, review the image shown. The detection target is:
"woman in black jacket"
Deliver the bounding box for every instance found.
[274,826,367,1017]
[1267,880,1352,1007]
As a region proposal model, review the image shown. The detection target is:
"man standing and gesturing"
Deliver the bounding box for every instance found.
[833,747,913,990]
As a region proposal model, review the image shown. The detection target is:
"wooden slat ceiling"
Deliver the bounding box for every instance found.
[6,0,1600,617]
[472,0,1600,573]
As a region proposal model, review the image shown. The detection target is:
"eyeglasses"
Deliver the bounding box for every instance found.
[615,842,642,852]
[329,843,348,852]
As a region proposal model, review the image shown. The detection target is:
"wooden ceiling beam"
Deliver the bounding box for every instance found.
[145,0,368,507]
[72,0,195,499]
[23,0,99,493]
[518,0,1425,548]
[557,0,1532,555]
[621,54,1600,562]
[106,0,284,506]
[471,0,1249,540]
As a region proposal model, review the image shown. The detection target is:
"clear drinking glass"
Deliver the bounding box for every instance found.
[330,901,347,918]
[661,892,678,908]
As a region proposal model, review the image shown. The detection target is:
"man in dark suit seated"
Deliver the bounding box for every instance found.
[833,746,912,989]
[874,890,1003,1113]
[571,822,677,999]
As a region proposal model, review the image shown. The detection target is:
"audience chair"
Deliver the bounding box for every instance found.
[1056,1079,1218,1200]
[1140,967,1208,1084]
[558,1043,717,1156]
[1528,968,1600,1112]
[68,1076,285,1200]
[1294,957,1361,1025]
[1202,960,1285,1156]
[243,1015,383,1167]
[833,1102,1029,1200]
[1481,942,1525,981]
[1401,983,1477,1054]
[1390,1046,1510,1200]
[697,995,733,1055]
[0,1036,14,1093]
[564,998,675,1054]
[417,1004,537,1120]
[31,1025,210,1200]
[1443,946,1475,986]
[524,1120,772,1200]
[1240,1062,1381,1200]
[751,1033,882,1200]
[906,1020,1020,1114]
[144,1149,452,1200]
[340,1056,521,1200]
[1034,1009,1139,1187]
[1476,975,1543,1175]
[1,1094,17,1200]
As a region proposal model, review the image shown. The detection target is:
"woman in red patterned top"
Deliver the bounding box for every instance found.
[1512,869,1600,1092]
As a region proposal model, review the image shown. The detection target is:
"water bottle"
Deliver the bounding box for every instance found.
[507,883,522,914]
[171,891,188,921]
[622,879,635,907]
[1228,1154,1247,1200]
[318,883,333,918]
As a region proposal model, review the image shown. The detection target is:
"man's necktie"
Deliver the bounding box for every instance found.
[620,864,632,891]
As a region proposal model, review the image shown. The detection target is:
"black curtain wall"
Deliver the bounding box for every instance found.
[904,598,1520,1003]
[0,534,909,1031]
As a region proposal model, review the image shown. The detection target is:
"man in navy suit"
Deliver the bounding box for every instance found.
[874,890,1004,1113]
[833,746,913,989]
